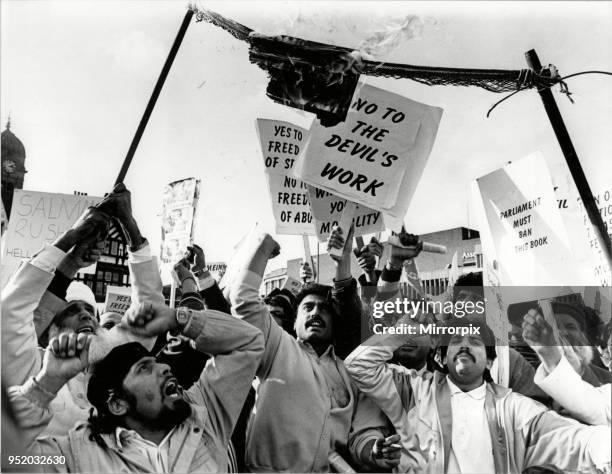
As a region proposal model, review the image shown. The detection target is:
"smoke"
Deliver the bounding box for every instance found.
[356,15,425,60]
[189,3,433,125]
[192,2,430,60]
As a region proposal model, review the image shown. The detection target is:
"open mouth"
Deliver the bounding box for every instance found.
[162,378,183,400]
[305,318,325,330]
[76,326,96,334]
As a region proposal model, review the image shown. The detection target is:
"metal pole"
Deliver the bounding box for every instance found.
[525,49,612,263]
[115,9,194,184]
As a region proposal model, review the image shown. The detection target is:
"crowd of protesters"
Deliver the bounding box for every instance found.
[1,183,610,473]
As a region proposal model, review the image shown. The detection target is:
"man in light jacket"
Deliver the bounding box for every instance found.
[8,300,264,473]
[345,317,611,474]
[522,309,610,426]
[228,231,401,472]
[1,184,162,436]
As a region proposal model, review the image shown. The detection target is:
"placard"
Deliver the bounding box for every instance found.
[307,185,383,242]
[477,152,577,286]
[160,178,201,283]
[205,261,227,282]
[256,118,315,235]
[2,190,102,280]
[295,83,443,224]
[103,285,132,315]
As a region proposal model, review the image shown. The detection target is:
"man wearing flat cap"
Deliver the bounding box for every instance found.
[8,300,264,473]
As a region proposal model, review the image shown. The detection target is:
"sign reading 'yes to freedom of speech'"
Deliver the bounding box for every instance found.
[256,118,315,236]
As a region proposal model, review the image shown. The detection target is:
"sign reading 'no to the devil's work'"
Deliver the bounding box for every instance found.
[294,83,443,221]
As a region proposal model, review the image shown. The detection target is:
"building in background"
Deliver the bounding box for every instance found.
[76,236,131,303]
[1,119,27,219]
[262,226,482,298]
[401,227,482,297]
[261,251,361,296]
[70,191,132,303]
[0,124,131,302]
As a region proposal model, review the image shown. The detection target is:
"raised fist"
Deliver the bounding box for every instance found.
[300,261,314,282]
[123,301,178,337]
[68,208,110,245]
[389,228,421,265]
[327,224,354,263]
[95,183,134,226]
[37,332,92,393]
[258,234,281,259]
[522,309,562,371]
[186,244,206,275]
[68,240,106,269]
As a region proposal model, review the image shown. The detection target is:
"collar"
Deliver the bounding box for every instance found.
[416,364,427,376]
[114,426,176,449]
[446,376,486,400]
[115,426,135,449]
[297,339,336,360]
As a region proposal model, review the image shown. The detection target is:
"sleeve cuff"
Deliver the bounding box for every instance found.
[179,292,205,311]
[534,354,578,388]
[358,274,378,287]
[183,310,207,340]
[197,271,215,290]
[333,276,353,290]
[127,240,152,264]
[354,432,380,466]
[47,272,72,299]
[30,243,67,274]
[381,266,402,283]
[21,377,57,408]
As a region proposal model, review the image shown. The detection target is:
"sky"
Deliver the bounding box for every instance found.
[2,0,611,272]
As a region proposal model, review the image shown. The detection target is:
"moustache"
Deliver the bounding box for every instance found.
[305,317,326,329]
[454,348,475,363]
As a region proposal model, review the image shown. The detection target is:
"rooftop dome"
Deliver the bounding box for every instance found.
[1,119,26,170]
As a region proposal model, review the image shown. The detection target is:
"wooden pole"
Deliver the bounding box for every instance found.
[355,236,365,250]
[316,242,320,283]
[115,9,194,184]
[169,279,177,309]
[302,235,314,283]
[525,49,612,264]
[329,201,357,259]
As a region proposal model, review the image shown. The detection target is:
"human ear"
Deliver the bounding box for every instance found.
[107,396,129,417]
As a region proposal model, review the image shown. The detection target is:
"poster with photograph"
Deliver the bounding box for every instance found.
[160,178,201,281]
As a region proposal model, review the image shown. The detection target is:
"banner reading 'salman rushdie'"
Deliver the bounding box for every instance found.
[2,190,102,287]
[294,83,443,223]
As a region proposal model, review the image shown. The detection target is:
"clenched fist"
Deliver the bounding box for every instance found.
[522,309,562,372]
[123,301,178,337]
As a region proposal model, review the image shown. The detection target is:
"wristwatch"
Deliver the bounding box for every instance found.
[175,307,194,333]
[386,261,403,272]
